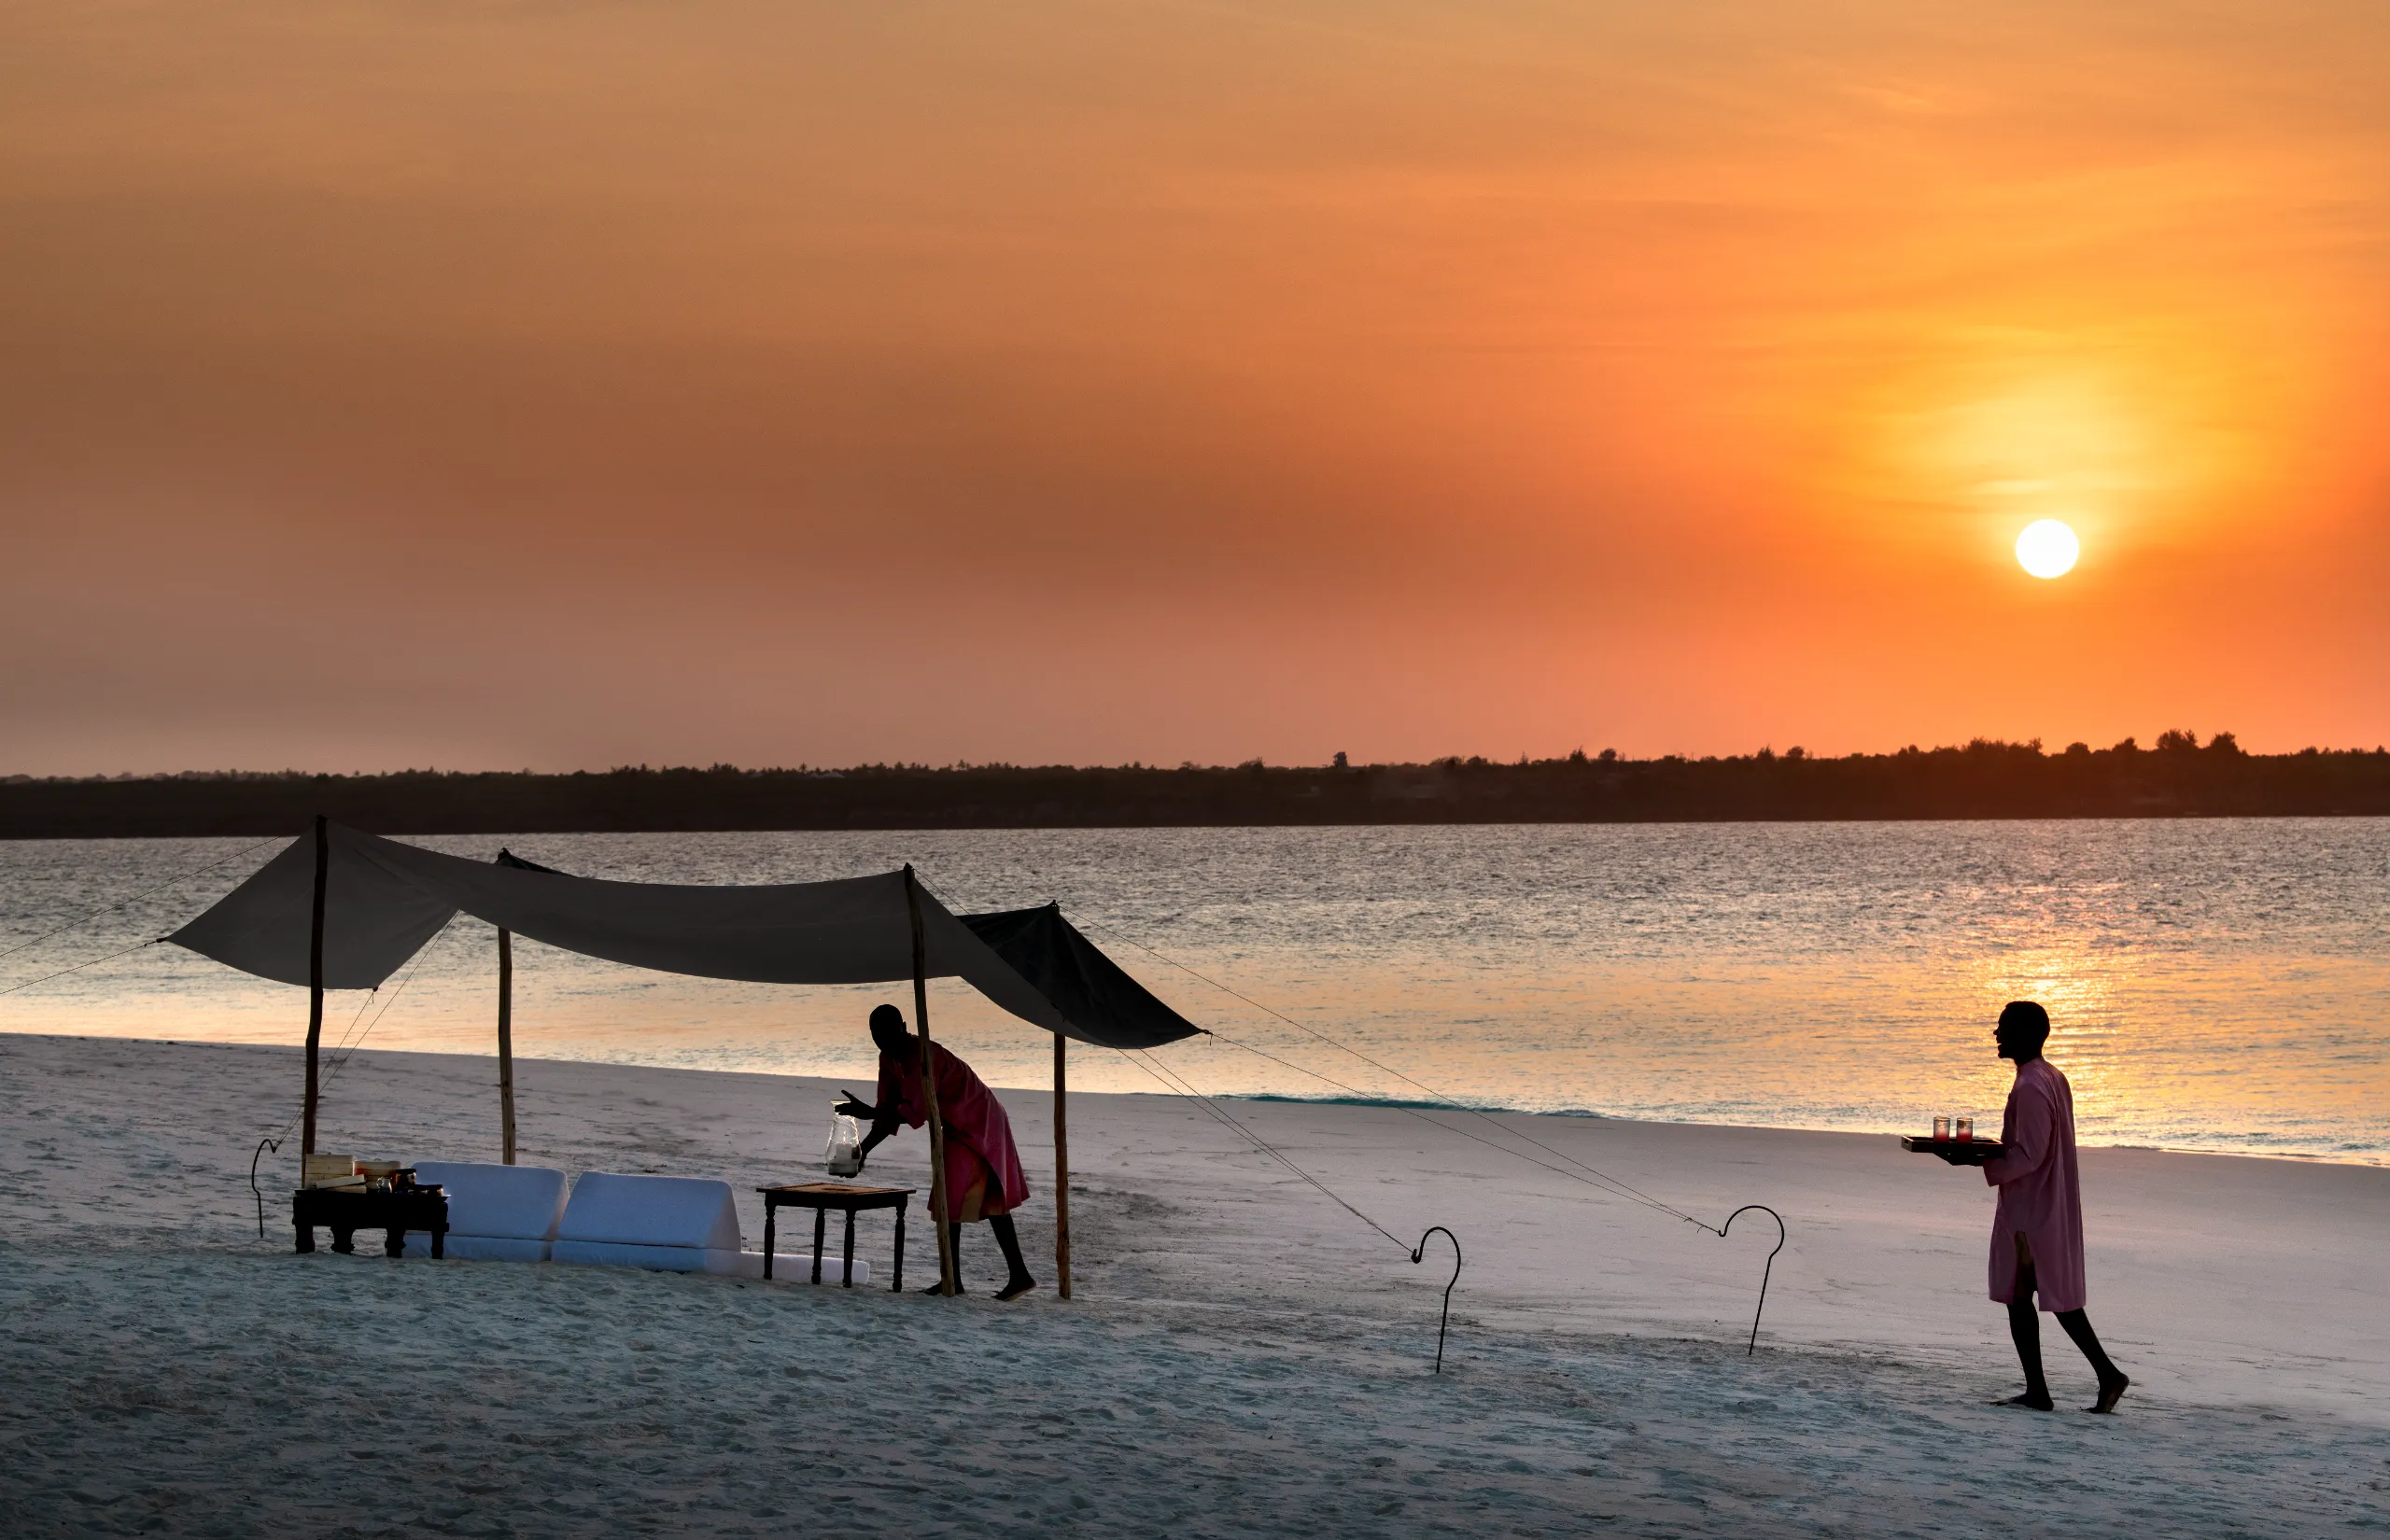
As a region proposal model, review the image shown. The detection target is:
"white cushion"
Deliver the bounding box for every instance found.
[728,1252,870,1284]
[557,1173,742,1252]
[551,1239,743,1273]
[414,1162,568,1242]
[401,1233,549,1263]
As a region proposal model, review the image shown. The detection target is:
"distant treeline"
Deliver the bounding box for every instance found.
[7,733,2389,838]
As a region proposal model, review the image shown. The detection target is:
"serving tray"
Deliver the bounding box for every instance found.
[1901,1135,2003,1158]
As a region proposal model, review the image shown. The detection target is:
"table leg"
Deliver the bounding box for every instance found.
[384,1227,405,1259]
[430,1223,445,1261]
[811,1208,826,1286]
[842,1208,856,1289]
[295,1224,315,1254]
[331,1226,356,1255]
[763,1202,777,1281]
[892,1199,906,1293]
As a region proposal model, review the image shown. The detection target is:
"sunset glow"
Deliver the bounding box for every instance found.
[1,2,2384,770]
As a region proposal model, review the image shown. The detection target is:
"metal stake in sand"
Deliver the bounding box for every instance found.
[497,926,516,1165]
[1412,1225,1462,1374]
[250,1137,283,1238]
[1054,1029,1073,1299]
[299,814,329,1160]
[905,866,959,1296]
[1717,1204,1786,1355]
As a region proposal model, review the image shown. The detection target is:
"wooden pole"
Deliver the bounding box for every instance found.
[1053,1029,1073,1300]
[497,927,516,1165]
[300,814,329,1158]
[905,866,958,1296]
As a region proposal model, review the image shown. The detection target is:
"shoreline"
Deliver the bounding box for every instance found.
[19,1024,2386,1170]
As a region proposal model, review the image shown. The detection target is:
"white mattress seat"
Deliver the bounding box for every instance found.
[732,1252,870,1284]
[551,1172,743,1276]
[544,1239,871,1281]
[397,1162,569,1262]
[550,1239,743,1273]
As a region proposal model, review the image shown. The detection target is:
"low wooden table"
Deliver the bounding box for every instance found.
[293,1186,448,1258]
[758,1183,912,1290]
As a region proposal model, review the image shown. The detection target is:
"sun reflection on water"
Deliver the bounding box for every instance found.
[3,820,2384,1165]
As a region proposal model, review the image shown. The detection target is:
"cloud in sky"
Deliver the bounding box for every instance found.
[3,0,2385,771]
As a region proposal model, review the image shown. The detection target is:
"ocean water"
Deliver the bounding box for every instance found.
[2,821,2384,1165]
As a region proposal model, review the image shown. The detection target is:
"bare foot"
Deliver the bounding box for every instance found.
[920,1279,967,1295]
[995,1276,1037,1302]
[2088,1375,2130,1414]
[1996,1392,2055,1411]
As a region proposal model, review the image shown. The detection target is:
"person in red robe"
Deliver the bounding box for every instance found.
[838,1003,1036,1300]
[1937,1001,2130,1412]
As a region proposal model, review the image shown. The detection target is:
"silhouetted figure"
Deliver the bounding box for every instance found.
[1940,1001,2130,1412]
[837,1003,1037,1300]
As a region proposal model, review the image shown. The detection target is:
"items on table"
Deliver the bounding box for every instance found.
[823,1106,864,1178]
[302,1154,364,1190]
[300,1155,429,1194]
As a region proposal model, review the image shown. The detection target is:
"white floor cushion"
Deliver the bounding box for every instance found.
[557,1173,743,1253]
[401,1233,549,1263]
[415,1162,568,1245]
[551,1240,742,1273]
[730,1252,870,1284]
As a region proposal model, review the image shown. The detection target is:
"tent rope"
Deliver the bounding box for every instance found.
[1194,1024,1706,1228]
[0,938,160,1000]
[1081,917,1715,1231]
[260,922,447,1148]
[1083,915,1791,1350]
[1113,1047,1410,1252]
[0,835,279,968]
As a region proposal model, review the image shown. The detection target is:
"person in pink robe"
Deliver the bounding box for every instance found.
[837,1003,1036,1300]
[1938,1001,2130,1412]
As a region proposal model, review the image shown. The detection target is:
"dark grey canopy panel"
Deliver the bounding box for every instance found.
[959,903,1202,1049]
[168,823,1202,1046]
[166,829,459,991]
[168,822,1070,1035]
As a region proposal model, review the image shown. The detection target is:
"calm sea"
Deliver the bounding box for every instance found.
[3,821,2384,1164]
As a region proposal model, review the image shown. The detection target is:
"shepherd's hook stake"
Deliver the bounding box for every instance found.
[250,1138,283,1240]
[1718,1205,1786,1355]
[1411,1226,1462,1374]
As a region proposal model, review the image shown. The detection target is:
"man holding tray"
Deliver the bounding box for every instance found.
[1935,1001,2130,1413]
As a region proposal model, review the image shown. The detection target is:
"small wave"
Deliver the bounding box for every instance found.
[1235,1091,1608,1118]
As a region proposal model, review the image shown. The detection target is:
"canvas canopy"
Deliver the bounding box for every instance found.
[168,820,1201,1049]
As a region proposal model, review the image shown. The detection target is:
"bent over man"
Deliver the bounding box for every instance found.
[838,1002,1037,1301]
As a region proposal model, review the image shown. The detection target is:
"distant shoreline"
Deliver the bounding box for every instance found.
[6,738,2388,837]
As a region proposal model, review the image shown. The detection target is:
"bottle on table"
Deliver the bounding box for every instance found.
[824,1107,864,1178]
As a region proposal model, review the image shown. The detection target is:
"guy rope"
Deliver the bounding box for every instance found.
[1079,916,1792,1355]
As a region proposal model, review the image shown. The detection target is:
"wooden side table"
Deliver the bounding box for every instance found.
[293,1186,448,1258]
[758,1183,913,1290]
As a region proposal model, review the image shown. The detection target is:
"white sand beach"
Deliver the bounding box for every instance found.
[4,1029,2385,1537]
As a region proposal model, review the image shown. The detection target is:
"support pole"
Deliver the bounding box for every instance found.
[905,866,958,1296]
[497,927,516,1165]
[1053,1029,1073,1300]
[300,814,329,1158]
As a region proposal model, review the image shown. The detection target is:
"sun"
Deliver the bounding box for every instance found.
[2015,519,2079,579]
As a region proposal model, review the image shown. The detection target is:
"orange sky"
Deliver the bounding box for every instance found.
[4,1,2385,773]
